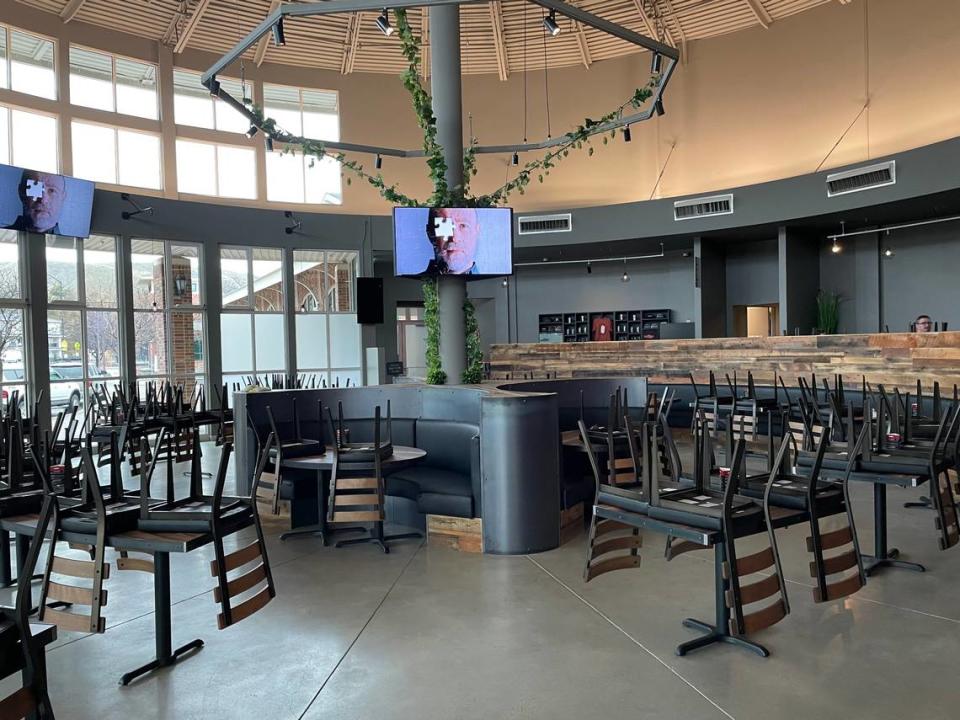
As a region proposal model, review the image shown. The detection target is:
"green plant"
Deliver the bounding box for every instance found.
[422,277,446,385]
[462,298,484,384]
[816,290,841,334]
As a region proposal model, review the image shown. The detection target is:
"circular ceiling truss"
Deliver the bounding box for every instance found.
[204,0,679,161]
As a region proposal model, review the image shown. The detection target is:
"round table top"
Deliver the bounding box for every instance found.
[280,445,426,471]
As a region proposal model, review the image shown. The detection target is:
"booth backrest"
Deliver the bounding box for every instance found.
[341,418,417,447]
[414,419,479,477]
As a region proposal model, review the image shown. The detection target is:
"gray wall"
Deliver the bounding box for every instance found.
[779,228,821,335]
[818,232,881,334]
[724,239,779,332]
[695,237,727,338]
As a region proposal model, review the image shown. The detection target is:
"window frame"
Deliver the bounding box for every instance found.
[68,43,159,120]
[0,231,29,413]
[71,118,163,190]
[175,138,257,200]
[2,24,58,101]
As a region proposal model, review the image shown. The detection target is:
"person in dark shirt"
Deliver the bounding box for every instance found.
[10,170,67,234]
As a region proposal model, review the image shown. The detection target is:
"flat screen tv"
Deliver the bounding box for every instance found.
[393,207,513,277]
[0,163,95,238]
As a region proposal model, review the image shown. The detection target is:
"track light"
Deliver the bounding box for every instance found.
[208,78,220,96]
[375,154,383,170]
[511,152,519,166]
[245,125,259,139]
[376,9,394,36]
[586,261,592,275]
[654,99,664,117]
[883,247,895,258]
[831,238,842,254]
[501,277,509,288]
[651,52,662,74]
[621,258,630,283]
[264,136,274,152]
[623,126,632,143]
[272,18,286,47]
[543,10,561,37]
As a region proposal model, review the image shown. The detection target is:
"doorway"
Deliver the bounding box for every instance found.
[732,304,779,337]
[397,304,426,380]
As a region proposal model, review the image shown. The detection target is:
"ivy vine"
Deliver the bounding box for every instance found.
[249,7,662,383]
[462,298,484,384]
[422,277,446,385]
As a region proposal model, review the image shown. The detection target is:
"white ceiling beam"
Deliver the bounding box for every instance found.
[174,0,212,55]
[631,0,678,56]
[489,2,509,82]
[341,12,362,74]
[658,0,686,63]
[255,0,282,67]
[575,22,592,69]
[59,0,89,24]
[744,0,773,29]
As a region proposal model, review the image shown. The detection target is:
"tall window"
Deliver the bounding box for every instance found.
[0,26,57,100]
[175,139,256,199]
[220,247,285,394]
[46,235,121,429]
[69,46,158,120]
[0,104,59,172]
[0,231,27,413]
[72,120,162,189]
[172,70,248,133]
[130,239,206,396]
[294,250,361,388]
[264,84,341,205]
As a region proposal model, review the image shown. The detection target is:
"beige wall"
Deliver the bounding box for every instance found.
[4,0,960,216]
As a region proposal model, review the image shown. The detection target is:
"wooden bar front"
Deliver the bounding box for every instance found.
[489,332,960,390]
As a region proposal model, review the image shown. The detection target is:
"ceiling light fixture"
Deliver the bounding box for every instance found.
[272,18,285,46]
[543,10,561,37]
[501,277,509,288]
[376,9,395,36]
[621,257,630,283]
[651,52,662,74]
[375,154,383,170]
[245,125,258,138]
[654,99,664,117]
[264,136,274,152]
[208,77,220,96]
[586,261,592,274]
[831,238,842,254]
[883,247,895,257]
[512,152,519,166]
[623,125,632,143]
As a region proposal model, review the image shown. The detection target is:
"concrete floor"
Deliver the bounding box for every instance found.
[3,442,960,719]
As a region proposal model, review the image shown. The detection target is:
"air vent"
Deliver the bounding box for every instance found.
[673,194,734,221]
[517,213,572,235]
[827,161,896,197]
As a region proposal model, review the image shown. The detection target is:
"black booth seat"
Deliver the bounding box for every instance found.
[386,419,481,519]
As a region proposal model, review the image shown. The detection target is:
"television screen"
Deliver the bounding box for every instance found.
[393,207,513,277]
[0,163,95,238]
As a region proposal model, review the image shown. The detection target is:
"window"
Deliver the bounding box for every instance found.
[0,27,56,100]
[69,46,158,120]
[72,121,162,189]
[175,140,256,199]
[130,239,206,395]
[0,105,59,172]
[294,250,361,388]
[0,231,27,413]
[220,247,285,393]
[264,83,341,205]
[46,235,121,431]
[173,70,248,133]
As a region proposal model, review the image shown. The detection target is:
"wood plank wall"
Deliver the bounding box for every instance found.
[489,332,960,391]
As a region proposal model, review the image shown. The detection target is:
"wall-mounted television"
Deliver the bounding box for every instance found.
[0,163,95,238]
[393,207,513,277]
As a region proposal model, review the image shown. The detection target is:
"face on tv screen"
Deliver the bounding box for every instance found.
[394,207,513,277]
[0,163,95,238]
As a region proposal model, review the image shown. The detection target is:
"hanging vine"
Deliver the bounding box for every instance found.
[249,7,664,383]
[462,298,484,384]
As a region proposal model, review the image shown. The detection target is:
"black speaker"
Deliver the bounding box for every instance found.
[356,277,384,325]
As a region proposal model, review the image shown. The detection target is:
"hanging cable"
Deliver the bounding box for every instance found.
[541,7,552,138]
[522,3,528,143]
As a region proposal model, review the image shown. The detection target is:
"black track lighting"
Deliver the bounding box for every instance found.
[512,152,519,166]
[586,261,592,275]
[651,52,662,74]
[376,9,394,36]
[501,277,509,288]
[272,18,286,47]
[654,99,665,117]
[623,126,632,143]
[245,125,259,139]
[543,10,561,37]
[375,154,383,170]
[264,136,274,152]
[208,78,220,97]
[883,247,895,258]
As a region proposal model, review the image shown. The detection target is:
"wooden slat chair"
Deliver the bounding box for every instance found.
[806,424,868,603]
[213,384,235,447]
[252,432,283,518]
[207,443,276,629]
[604,395,640,488]
[722,440,791,638]
[580,417,643,582]
[0,494,56,720]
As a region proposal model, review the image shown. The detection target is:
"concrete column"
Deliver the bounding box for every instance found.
[430,4,466,382]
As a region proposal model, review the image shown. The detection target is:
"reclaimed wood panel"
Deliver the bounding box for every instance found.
[489,332,960,392]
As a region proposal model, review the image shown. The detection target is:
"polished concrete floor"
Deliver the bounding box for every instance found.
[3,442,960,719]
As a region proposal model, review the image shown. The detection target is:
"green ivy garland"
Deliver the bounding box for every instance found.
[462,298,484,384]
[251,7,662,383]
[422,277,446,385]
